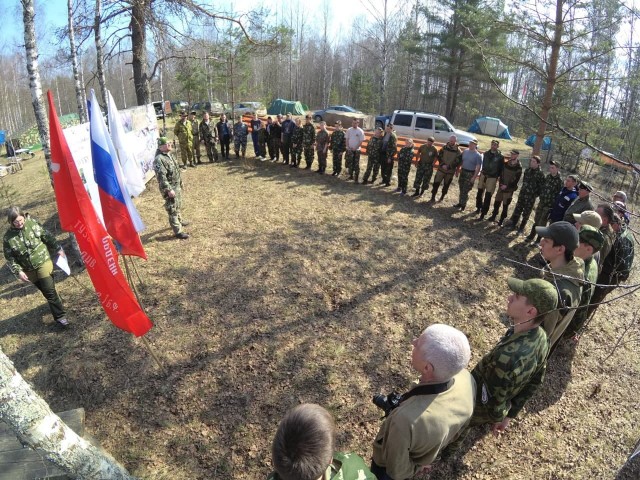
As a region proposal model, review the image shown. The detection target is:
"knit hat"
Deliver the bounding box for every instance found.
[507,278,559,317]
[579,225,605,253]
[535,221,579,251]
[573,210,602,229]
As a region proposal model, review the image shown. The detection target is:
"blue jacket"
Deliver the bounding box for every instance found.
[549,187,578,222]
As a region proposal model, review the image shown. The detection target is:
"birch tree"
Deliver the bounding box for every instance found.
[68,0,88,123]
[0,346,135,480]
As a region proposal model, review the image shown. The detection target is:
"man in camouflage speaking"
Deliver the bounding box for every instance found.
[153,137,189,240]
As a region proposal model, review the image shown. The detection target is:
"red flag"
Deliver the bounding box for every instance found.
[47,91,153,337]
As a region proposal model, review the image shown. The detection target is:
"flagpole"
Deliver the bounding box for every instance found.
[122,256,166,374]
[129,256,145,287]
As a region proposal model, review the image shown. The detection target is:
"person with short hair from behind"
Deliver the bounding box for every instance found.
[370,324,475,480]
[526,160,562,243]
[412,136,438,197]
[395,138,415,195]
[443,278,558,458]
[488,149,522,225]
[269,403,375,480]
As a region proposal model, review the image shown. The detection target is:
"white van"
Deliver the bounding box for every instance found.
[389,110,477,145]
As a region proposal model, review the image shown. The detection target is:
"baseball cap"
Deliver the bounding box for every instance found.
[469,139,478,145]
[507,277,559,317]
[573,210,602,229]
[157,136,169,146]
[427,136,435,142]
[190,110,197,115]
[578,225,605,253]
[179,110,187,117]
[535,221,579,251]
[511,149,520,154]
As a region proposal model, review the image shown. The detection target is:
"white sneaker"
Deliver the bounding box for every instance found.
[56,317,69,326]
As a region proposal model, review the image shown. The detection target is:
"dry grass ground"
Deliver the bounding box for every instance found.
[0,147,638,480]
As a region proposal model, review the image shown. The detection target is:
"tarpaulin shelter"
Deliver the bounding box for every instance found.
[468,116,512,139]
[525,135,552,151]
[267,99,306,116]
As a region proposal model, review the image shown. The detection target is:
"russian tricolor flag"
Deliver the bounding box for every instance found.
[88,89,147,259]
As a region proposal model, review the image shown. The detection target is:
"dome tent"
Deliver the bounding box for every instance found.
[266,99,306,116]
[468,116,512,140]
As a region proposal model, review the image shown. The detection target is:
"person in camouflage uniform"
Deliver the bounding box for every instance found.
[396,138,415,195]
[269,403,375,480]
[199,112,219,162]
[302,114,317,169]
[330,120,346,176]
[526,160,562,242]
[153,137,189,240]
[315,121,330,174]
[257,120,268,161]
[269,116,282,162]
[3,206,69,326]
[505,155,545,234]
[564,225,604,340]
[233,116,249,158]
[188,111,201,164]
[362,127,383,184]
[488,150,522,225]
[380,123,398,187]
[475,140,504,218]
[412,136,437,197]
[443,278,557,457]
[173,110,195,168]
[429,135,461,202]
[291,118,304,168]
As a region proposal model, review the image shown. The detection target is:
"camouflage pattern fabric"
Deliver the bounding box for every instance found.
[233,121,249,156]
[532,173,563,229]
[510,167,545,228]
[292,126,304,166]
[190,118,201,160]
[565,256,598,337]
[458,169,476,207]
[396,146,414,193]
[3,216,61,275]
[363,136,382,182]
[174,119,194,166]
[471,326,549,423]
[199,120,219,162]
[303,123,316,167]
[154,149,185,234]
[414,144,437,192]
[330,129,346,174]
[267,452,375,480]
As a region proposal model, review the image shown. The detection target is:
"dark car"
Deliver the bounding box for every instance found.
[313,105,362,122]
[191,100,225,116]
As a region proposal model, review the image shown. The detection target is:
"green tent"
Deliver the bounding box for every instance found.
[267,99,306,116]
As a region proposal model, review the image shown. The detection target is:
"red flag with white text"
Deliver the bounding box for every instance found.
[47,90,153,337]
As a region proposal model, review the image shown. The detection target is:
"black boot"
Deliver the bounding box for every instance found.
[475,189,485,213]
[488,203,500,222]
[412,189,421,197]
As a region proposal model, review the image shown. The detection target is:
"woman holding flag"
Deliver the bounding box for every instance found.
[3,206,69,326]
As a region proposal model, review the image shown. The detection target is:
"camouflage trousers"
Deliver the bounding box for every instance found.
[316,148,328,172]
[362,155,380,182]
[193,136,201,161]
[164,188,184,234]
[304,146,314,168]
[458,169,476,207]
[178,142,194,166]
[397,159,412,193]
[332,150,344,174]
[510,193,538,229]
[413,161,434,192]
[203,140,219,162]
[234,137,248,157]
[292,145,303,166]
[346,150,361,177]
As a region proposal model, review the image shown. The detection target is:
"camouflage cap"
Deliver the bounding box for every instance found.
[427,136,435,142]
[507,277,558,317]
[157,136,169,147]
[179,110,187,117]
[579,225,605,253]
[535,221,579,251]
[573,210,602,229]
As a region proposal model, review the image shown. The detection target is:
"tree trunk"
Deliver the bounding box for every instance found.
[378,0,389,115]
[131,0,150,105]
[68,0,87,123]
[94,0,108,106]
[533,0,564,156]
[21,0,51,175]
[0,347,136,479]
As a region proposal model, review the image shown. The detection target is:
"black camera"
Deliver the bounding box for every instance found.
[372,391,403,417]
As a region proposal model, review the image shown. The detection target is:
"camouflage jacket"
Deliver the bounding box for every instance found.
[417,144,438,166]
[267,452,375,480]
[539,173,563,209]
[382,132,398,160]
[153,149,182,196]
[302,123,316,146]
[292,125,303,146]
[397,146,415,168]
[199,120,217,144]
[520,167,545,196]
[366,136,382,159]
[173,119,193,144]
[499,160,523,193]
[330,129,346,152]
[437,143,461,173]
[572,255,598,332]
[563,196,595,223]
[471,326,549,422]
[189,119,200,139]
[316,129,330,150]
[3,216,60,274]
[599,224,616,269]
[600,225,635,283]
[233,122,248,140]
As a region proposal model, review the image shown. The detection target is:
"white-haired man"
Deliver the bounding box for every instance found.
[371,324,475,480]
